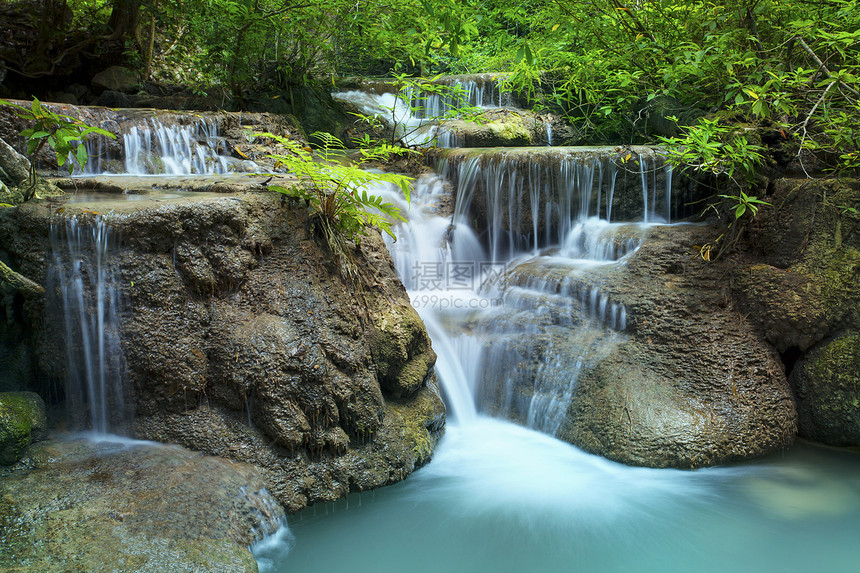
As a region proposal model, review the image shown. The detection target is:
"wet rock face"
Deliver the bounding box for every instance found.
[557,225,798,468]
[0,437,281,571]
[737,178,860,445]
[0,192,444,512]
[790,332,860,445]
[0,391,47,465]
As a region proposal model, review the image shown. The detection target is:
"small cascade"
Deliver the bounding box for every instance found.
[79,116,239,175]
[409,74,513,119]
[373,144,663,436]
[333,74,515,148]
[48,216,130,433]
[559,218,642,261]
[438,147,672,263]
[332,90,436,147]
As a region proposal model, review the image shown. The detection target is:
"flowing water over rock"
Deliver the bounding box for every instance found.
[333,75,553,148]
[253,142,855,570]
[47,216,131,433]
[407,73,515,118]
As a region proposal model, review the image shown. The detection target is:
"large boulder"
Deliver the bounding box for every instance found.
[91,65,139,94]
[556,224,797,468]
[734,177,860,446]
[789,332,860,445]
[0,189,445,512]
[0,391,47,464]
[1,438,283,571]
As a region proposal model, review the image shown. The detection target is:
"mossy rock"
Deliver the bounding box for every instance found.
[0,391,47,465]
[439,112,536,147]
[630,95,706,138]
[737,178,860,350]
[790,332,860,446]
[368,301,436,398]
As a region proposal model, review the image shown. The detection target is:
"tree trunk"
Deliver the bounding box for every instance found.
[107,0,143,41]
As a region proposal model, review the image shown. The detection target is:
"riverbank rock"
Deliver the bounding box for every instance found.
[0,436,282,571]
[789,332,860,445]
[0,187,445,512]
[91,66,139,94]
[0,391,47,465]
[555,224,798,468]
[735,177,860,446]
[0,137,29,187]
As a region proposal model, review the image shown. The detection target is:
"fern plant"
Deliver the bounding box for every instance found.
[0,97,116,201]
[256,131,414,278]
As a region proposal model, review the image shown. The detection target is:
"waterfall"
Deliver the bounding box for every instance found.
[79,116,240,176]
[373,145,670,434]
[332,90,436,148]
[408,74,513,119]
[48,216,130,433]
[333,74,514,148]
[438,148,669,262]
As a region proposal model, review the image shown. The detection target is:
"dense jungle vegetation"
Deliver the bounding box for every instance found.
[1,0,858,171]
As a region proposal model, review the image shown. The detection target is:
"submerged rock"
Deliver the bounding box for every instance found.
[0,437,281,571]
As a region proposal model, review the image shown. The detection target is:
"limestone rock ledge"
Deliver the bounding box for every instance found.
[0,437,282,572]
[0,190,445,512]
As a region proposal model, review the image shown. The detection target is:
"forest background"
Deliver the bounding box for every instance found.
[0,0,858,173]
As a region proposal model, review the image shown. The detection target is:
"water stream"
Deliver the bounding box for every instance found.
[47,216,130,433]
[253,148,860,572]
[34,97,858,570]
[78,116,256,176]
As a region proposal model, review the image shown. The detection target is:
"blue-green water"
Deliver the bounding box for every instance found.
[254,418,860,573]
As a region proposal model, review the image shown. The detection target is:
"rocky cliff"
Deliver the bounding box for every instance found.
[0,189,445,512]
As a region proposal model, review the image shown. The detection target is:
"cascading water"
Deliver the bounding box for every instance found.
[331,90,437,147]
[79,116,243,175]
[408,74,514,119]
[256,145,860,573]
[47,216,130,433]
[333,75,518,148]
[375,147,662,431]
[438,147,669,262]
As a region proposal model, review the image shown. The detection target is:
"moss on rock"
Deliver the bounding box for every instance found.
[0,391,46,465]
[790,332,860,446]
[368,301,436,398]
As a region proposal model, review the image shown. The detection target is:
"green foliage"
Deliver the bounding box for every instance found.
[14,0,860,171]
[0,97,116,201]
[256,131,412,245]
[660,115,769,260]
[659,117,765,187]
[718,190,771,220]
